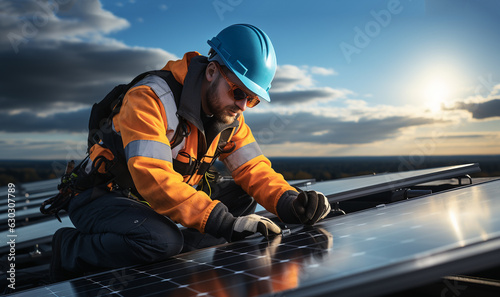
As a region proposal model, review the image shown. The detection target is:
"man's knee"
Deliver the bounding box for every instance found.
[124,216,184,262]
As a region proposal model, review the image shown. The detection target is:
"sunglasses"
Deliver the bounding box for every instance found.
[215,63,260,108]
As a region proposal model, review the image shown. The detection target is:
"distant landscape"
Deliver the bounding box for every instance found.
[1,155,499,186]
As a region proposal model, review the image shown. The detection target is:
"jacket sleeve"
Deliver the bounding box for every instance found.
[114,85,224,233]
[219,115,299,220]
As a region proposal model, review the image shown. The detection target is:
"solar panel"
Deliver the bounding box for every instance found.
[0,196,54,213]
[254,163,480,215]
[302,163,480,203]
[0,178,59,199]
[0,206,52,223]
[0,216,73,254]
[8,179,500,297]
[0,178,70,254]
[286,178,316,187]
[0,179,59,222]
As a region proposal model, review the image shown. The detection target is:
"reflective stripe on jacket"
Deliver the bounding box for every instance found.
[89,51,298,232]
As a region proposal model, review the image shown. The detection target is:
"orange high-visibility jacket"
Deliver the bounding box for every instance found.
[89,52,298,234]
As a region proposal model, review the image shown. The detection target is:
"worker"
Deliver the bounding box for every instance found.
[50,24,331,282]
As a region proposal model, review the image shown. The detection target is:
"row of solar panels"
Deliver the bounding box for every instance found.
[2,163,500,296]
[0,164,480,254]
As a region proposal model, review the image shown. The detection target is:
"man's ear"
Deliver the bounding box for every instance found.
[206,61,217,82]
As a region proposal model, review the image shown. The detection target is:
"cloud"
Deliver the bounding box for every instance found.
[245,112,438,145]
[0,0,177,116]
[0,43,175,113]
[270,64,347,105]
[271,65,338,92]
[270,88,351,105]
[0,109,90,133]
[310,66,337,76]
[416,134,489,140]
[271,65,314,92]
[447,98,500,119]
[0,0,129,47]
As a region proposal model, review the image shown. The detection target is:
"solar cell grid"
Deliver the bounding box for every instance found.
[8,179,500,297]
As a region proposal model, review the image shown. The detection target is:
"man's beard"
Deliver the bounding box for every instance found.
[205,77,239,125]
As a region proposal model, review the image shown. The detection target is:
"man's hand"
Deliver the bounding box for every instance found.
[231,214,282,241]
[292,191,331,225]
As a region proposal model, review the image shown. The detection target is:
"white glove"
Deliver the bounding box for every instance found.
[231,214,282,241]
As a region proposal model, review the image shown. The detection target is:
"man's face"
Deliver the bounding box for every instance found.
[205,65,251,125]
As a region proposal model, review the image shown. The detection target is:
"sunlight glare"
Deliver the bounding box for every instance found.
[418,62,466,114]
[424,78,451,112]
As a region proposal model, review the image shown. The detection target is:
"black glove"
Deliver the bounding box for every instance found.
[231,214,282,241]
[292,191,331,225]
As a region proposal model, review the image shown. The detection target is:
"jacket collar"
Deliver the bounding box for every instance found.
[163,52,239,143]
[177,54,206,132]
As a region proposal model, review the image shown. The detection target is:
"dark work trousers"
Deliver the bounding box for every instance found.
[59,180,256,274]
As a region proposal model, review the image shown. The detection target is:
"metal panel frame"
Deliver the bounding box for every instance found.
[302,163,480,203]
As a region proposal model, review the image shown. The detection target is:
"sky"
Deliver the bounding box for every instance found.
[0,0,499,161]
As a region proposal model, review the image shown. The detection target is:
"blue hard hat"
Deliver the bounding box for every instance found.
[207,24,277,102]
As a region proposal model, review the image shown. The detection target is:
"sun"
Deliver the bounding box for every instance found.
[424,78,452,112]
[418,63,465,113]
[410,56,467,114]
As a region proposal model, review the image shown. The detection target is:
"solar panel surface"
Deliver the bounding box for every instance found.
[302,163,480,203]
[0,217,74,254]
[8,179,500,297]
[254,163,479,214]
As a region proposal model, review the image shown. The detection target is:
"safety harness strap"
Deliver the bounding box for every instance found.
[93,71,184,196]
[172,127,237,179]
